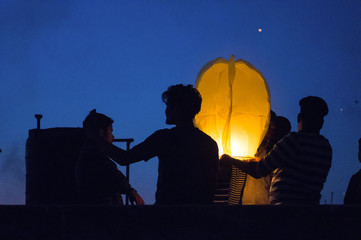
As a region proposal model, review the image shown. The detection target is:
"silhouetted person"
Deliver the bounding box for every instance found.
[241,111,276,205]
[269,116,292,152]
[254,111,277,158]
[344,138,361,204]
[76,110,144,205]
[221,96,332,205]
[86,84,219,205]
[242,113,291,205]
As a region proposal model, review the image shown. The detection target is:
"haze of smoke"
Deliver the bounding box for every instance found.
[0,144,25,204]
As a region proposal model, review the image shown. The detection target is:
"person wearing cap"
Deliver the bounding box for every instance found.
[220,96,332,205]
[344,138,361,204]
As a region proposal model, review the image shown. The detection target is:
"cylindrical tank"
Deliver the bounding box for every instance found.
[25,128,84,205]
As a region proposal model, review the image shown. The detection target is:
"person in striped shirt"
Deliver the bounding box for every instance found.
[220,96,332,205]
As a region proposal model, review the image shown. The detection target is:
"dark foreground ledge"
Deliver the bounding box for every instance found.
[0,205,360,240]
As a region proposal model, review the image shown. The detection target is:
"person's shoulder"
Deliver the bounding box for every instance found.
[152,128,172,135]
[195,128,217,145]
[296,131,328,140]
[314,133,332,149]
[80,139,101,155]
[278,132,297,142]
[79,143,109,164]
[353,169,361,179]
[148,128,174,136]
[294,131,329,142]
[296,132,332,150]
[284,132,296,138]
[145,128,173,141]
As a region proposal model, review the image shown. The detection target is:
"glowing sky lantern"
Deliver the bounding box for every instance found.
[195,55,271,158]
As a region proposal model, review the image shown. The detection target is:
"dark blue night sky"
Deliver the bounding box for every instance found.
[0,0,360,204]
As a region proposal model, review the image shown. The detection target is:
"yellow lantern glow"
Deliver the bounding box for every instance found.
[195,55,271,158]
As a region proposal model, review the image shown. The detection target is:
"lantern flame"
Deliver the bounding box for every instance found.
[195,55,270,158]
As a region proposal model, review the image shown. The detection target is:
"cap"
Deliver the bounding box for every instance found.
[299,96,328,119]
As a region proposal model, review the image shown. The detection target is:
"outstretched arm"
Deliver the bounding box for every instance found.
[84,128,143,165]
[97,140,155,166]
[220,155,265,179]
[89,134,158,166]
[85,126,161,165]
[99,141,143,166]
[220,134,298,178]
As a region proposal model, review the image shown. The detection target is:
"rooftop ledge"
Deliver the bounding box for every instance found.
[0,205,360,239]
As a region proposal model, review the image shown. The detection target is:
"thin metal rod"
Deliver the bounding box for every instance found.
[113,138,134,205]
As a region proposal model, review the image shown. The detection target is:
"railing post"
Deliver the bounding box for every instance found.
[113,138,134,205]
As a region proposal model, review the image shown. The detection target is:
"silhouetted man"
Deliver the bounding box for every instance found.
[344,138,361,204]
[221,96,332,205]
[87,84,219,204]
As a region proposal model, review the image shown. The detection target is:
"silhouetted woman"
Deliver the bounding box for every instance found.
[76,110,144,205]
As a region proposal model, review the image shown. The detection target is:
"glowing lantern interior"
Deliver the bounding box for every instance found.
[195,56,270,157]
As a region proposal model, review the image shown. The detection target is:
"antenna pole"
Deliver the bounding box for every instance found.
[35,114,43,129]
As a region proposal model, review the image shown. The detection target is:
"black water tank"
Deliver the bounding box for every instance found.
[25,128,84,205]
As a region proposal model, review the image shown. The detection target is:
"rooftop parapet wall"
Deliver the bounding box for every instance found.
[0,205,360,240]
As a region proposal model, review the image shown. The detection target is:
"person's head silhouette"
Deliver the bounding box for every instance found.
[162,84,202,126]
[274,116,291,142]
[265,110,277,139]
[297,96,328,134]
[83,109,114,143]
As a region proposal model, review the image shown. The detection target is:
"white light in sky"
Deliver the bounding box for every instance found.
[258,28,262,32]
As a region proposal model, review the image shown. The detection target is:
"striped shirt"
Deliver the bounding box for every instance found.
[255,132,332,205]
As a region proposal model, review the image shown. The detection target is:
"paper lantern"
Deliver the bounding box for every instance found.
[195,55,270,158]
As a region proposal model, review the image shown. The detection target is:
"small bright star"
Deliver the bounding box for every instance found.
[258,28,262,32]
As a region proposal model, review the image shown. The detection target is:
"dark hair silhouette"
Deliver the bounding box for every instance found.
[162,84,202,120]
[83,109,113,133]
[263,114,291,153]
[298,96,328,131]
[264,110,277,139]
[274,116,291,142]
[270,110,277,122]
